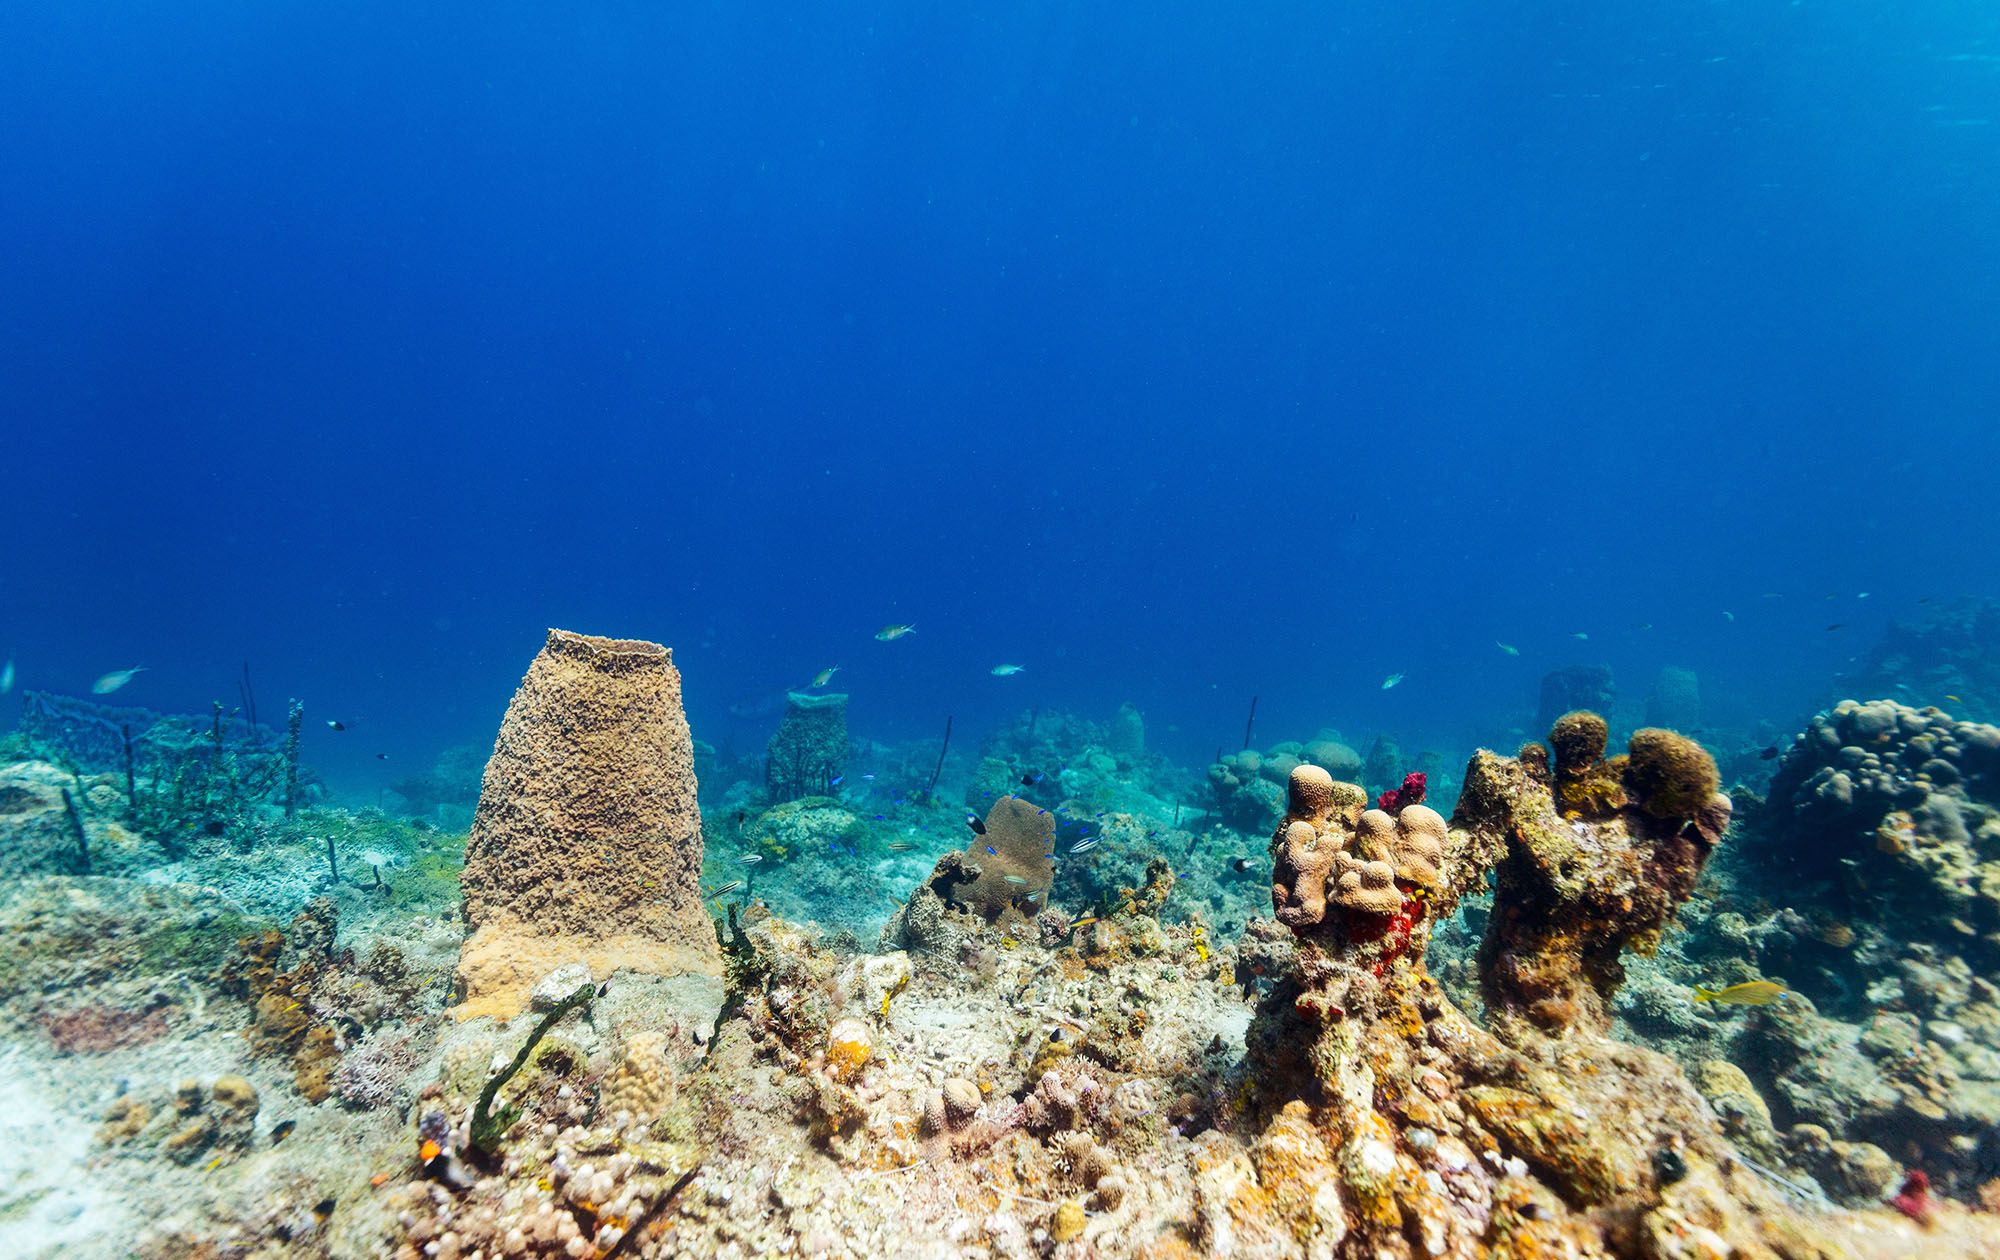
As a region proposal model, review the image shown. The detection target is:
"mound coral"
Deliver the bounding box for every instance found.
[1760,698,2000,967]
[456,629,721,1020]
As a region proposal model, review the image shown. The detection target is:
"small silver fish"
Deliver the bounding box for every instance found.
[1068,837,1099,854]
[0,657,13,695]
[708,879,745,898]
[92,666,146,695]
[874,623,917,641]
[1381,672,1405,690]
[990,664,1026,676]
[1002,874,1029,885]
[1570,631,1589,641]
[1495,642,1519,656]
[1721,610,1735,622]
[739,853,764,866]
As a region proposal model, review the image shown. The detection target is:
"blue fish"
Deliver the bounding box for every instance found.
[986,845,998,856]
[873,813,886,821]
[830,775,844,787]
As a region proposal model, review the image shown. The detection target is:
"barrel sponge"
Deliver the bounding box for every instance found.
[456,629,721,1020]
[926,795,1055,926]
[1624,727,1722,820]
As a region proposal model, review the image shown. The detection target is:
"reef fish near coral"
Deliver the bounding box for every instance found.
[1692,980,1790,1005]
[873,623,916,641]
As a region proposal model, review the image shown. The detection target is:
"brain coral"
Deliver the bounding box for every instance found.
[925,795,1056,927]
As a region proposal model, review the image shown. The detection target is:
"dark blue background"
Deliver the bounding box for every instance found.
[3,4,1995,787]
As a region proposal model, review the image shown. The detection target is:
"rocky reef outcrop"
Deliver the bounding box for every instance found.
[1229,715,1838,1258]
[457,629,721,1019]
[1852,598,2000,719]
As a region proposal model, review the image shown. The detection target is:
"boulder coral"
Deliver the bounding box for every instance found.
[1758,698,2000,969]
[457,629,721,1020]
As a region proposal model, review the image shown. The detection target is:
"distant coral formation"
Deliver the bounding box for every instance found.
[457,629,720,1019]
[763,691,850,802]
[1762,698,2000,967]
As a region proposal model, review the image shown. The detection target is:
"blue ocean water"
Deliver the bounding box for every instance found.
[2,3,1996,792]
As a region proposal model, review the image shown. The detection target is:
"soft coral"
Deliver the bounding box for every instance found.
[1890,1169,1935,1227]
[1377,771,1426,814]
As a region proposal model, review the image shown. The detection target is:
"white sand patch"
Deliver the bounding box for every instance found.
[0,1047,126,1259]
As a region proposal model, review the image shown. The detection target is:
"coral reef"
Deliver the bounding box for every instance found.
[1227,717,1842,1258]
[458,629,721,1019]
[13,676,2000,1258]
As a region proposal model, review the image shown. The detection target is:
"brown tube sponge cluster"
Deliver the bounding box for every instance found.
[455,629,721,1020]
[1271,764,1446,928]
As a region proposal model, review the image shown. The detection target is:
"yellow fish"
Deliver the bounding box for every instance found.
[1945,694,1963,704]
[874,624,916,642]
[880,973,909,1017]
[1692,981,1789,1006]
[811,666,840,687]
